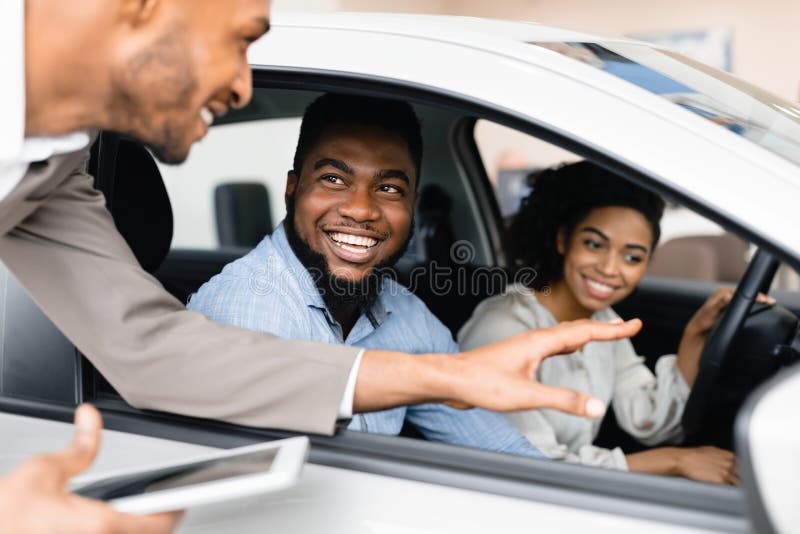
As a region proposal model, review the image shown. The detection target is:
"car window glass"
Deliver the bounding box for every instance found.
[471,119,794,288]
[157,118,299,250]
[532,42,800,170]
[474,119,581,219]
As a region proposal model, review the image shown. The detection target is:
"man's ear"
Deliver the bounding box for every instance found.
[285,171,299,210]
[556,227,567,255]
[118,0,161,25]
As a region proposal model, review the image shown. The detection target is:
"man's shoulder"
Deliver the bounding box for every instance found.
[187,233,311,336]
[214,234,285,277]
[380,277,428,314]
[380,277,454,342]
[187,234,294,308]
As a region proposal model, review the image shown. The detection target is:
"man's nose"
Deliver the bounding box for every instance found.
[338,188,380,222]
[230,64,253,110]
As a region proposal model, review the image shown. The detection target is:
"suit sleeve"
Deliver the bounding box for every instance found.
[0,150,359,435]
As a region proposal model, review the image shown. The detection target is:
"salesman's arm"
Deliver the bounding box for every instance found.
[0,148,358,434]
[0,146,639,433]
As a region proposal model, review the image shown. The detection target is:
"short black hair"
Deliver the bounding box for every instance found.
[292,93,423,186]
[505,160,665,290]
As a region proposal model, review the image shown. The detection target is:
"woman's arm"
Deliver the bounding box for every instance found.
[626,446,738,485]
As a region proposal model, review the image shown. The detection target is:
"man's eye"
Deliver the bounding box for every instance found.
[378,184,404,195]
[322,175,345,185]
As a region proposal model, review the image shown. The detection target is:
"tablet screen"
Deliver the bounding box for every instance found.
[75,448,279,501]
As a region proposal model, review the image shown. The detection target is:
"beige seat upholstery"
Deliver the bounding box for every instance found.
[647,233,748,282]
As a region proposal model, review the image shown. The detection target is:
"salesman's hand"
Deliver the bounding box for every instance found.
[0,404,180,534]
[355,318,642,418]
[450,318,643,416]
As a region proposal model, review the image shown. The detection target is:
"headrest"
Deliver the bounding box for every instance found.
[110,140,173,273]
[418,184,453,216]
[214,182,272,248]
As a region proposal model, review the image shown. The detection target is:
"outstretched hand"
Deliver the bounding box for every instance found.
[452,318,643,417]
[0,404,181,534]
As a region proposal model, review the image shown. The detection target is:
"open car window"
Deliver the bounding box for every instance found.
[1,74,783,534]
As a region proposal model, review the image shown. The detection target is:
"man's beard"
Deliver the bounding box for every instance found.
[285,196,413,316]
[111,25,198,165]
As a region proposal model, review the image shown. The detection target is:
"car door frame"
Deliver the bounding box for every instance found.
[1,64,785,532]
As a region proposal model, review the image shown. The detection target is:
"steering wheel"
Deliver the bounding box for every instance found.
[681,249,779,438]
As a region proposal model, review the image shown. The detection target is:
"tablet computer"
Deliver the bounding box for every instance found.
[71,436,309,514]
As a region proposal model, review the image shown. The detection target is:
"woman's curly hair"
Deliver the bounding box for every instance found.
[505,161,666,290]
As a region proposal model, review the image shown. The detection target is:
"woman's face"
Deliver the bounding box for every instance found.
[557,206,654,314]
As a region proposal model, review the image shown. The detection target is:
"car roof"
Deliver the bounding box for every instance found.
[250,13,800,262]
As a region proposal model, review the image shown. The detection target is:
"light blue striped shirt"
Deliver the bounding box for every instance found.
[187,222,543,457]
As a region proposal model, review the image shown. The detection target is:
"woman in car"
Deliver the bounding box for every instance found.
[458,161,769,484]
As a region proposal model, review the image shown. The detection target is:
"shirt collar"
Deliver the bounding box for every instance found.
[0,0,25,162]
[1,0,90,168]
[271,220,393,327]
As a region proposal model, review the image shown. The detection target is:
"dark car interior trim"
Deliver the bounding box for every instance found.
[449,116,507,265]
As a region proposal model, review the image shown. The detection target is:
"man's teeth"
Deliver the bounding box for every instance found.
[329,232,378,248]
[586,279,614,294]
[200,107,214,126]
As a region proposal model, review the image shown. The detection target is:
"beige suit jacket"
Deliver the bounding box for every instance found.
[0,139,359,435]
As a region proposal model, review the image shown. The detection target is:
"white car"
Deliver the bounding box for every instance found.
[2,13,799,533]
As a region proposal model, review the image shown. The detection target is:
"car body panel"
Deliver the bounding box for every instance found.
[0,412,711,533]
[740,368,800,534]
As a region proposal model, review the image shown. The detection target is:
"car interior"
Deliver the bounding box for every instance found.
[101,86,800,449]
[2,80,800,510]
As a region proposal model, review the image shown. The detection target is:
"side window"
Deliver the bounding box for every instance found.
[474,119,580,218]
[471,119,800,289]
[157,118,299,250]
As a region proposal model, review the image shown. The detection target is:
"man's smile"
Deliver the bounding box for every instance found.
[321,227,387,265]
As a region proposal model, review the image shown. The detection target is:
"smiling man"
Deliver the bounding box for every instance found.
[188,94,545,454]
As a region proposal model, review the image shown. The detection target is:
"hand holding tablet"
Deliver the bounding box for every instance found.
[71,437,309,514]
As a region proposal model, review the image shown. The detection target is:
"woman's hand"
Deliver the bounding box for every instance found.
[677,287,775,385]
[674,446,738,485]
[626,446,737,485]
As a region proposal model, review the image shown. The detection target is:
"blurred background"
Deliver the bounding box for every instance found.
[274,0,800,100]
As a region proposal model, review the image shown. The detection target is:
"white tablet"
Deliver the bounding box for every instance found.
[71,436,309,514]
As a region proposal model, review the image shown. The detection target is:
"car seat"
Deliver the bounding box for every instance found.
[407,185,510,336]
[107,138,174,273]
[647,233,748,282]
[416,184,456,265]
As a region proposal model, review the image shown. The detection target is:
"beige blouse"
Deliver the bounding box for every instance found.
[458,283,690,470]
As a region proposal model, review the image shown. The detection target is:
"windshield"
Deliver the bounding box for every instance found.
[533,41,800,168]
